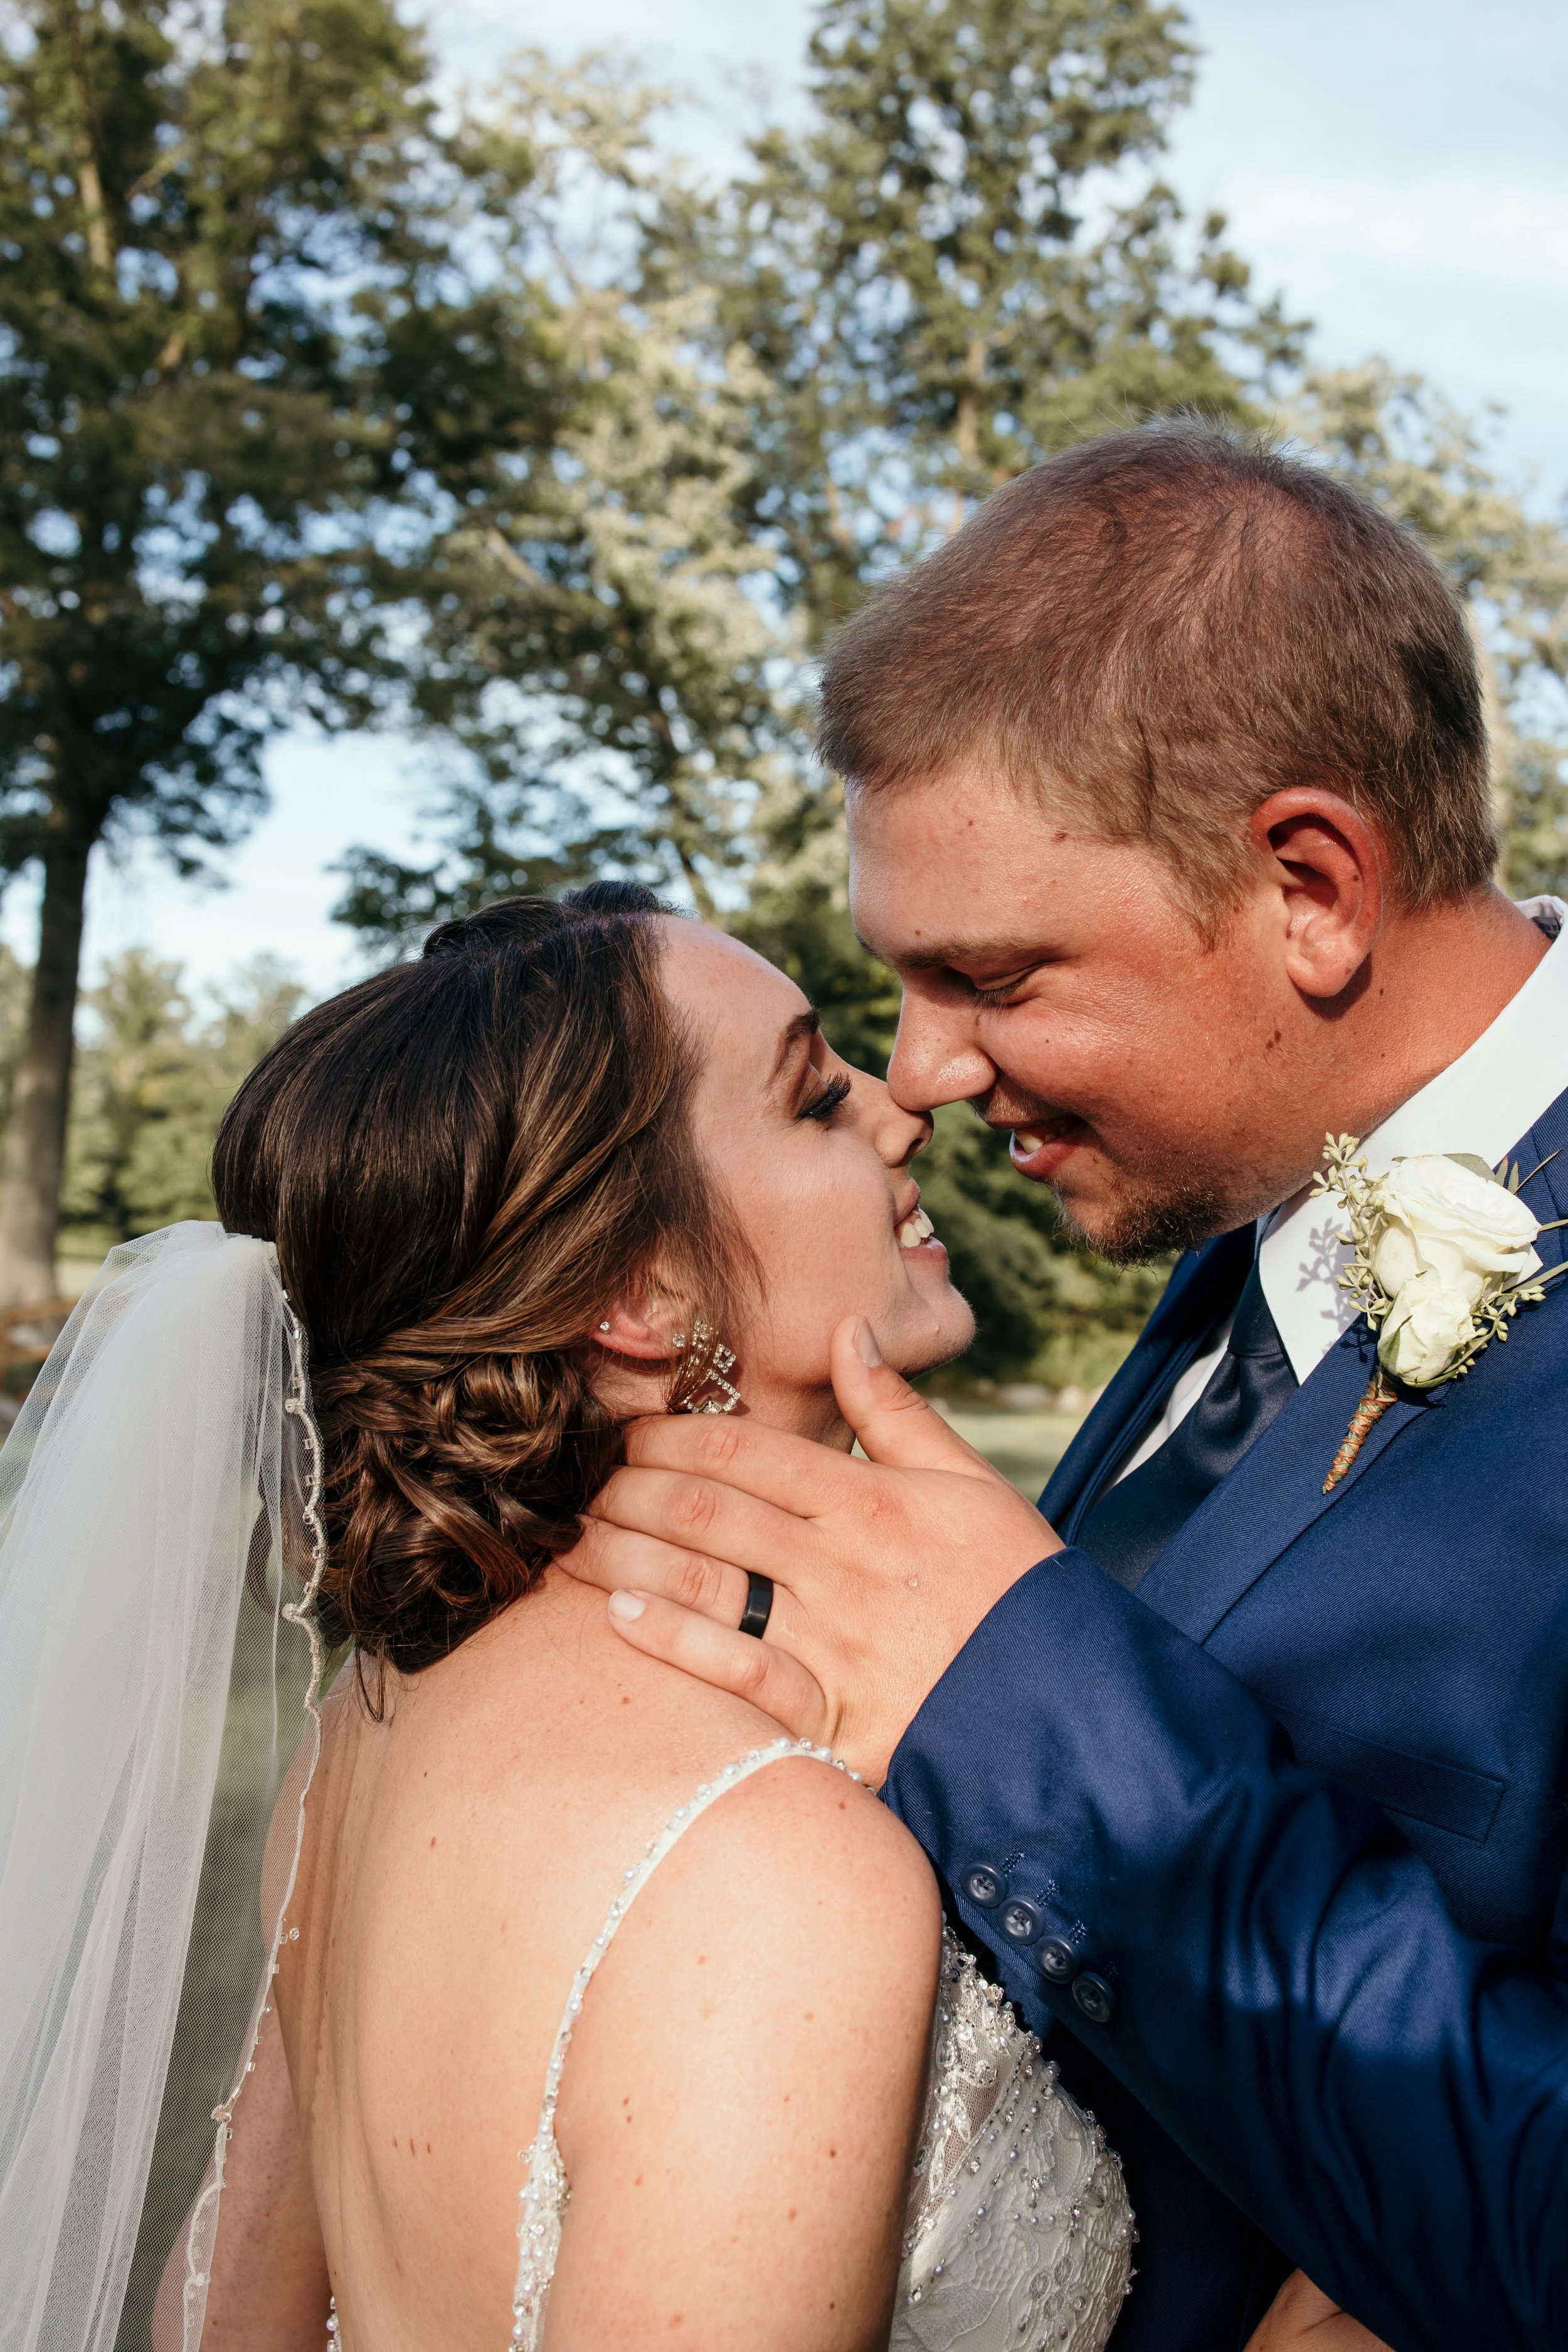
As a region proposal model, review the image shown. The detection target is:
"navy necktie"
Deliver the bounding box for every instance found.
[1077,1254,1299,1592]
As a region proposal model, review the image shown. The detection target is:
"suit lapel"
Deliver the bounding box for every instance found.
[1042,1228,1253,1539]
[1137,1092,1568,1646]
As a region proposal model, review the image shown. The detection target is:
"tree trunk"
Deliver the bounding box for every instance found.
[0,836,91,1307]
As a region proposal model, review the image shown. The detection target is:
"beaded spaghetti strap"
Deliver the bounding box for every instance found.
[507,1735,854,2349]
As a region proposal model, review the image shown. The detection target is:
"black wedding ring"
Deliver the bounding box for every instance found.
[738,1572,775,1638]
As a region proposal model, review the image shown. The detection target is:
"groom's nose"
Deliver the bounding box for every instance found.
[886,991,997,1115]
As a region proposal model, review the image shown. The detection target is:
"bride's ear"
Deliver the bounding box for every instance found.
[589,1297,677,1362]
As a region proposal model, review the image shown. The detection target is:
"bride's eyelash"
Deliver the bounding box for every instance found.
[797,1072,852,1122]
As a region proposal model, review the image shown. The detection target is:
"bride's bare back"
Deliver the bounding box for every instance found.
[264,1572,938,2349]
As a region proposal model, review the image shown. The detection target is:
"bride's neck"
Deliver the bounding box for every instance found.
[725,1360,854,1452]
[765,1387,854,1452]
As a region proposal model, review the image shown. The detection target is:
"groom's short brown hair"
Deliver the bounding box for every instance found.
[818,423,1496,918]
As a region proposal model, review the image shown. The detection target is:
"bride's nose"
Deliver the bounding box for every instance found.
[864,1071,933,1168]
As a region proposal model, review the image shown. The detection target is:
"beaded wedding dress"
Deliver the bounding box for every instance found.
[497,1739,1135,2352]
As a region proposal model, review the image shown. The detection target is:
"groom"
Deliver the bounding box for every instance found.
[569,426,1568,2350]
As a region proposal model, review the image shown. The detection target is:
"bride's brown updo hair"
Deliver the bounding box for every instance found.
[213,885,746,1682]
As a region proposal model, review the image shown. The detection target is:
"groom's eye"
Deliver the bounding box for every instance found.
[971,970,1036,1009]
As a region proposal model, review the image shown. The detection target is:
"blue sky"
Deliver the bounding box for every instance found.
[36,0,1568,999]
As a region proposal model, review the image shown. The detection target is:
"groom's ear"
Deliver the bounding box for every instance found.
[1251,787,1385,1000]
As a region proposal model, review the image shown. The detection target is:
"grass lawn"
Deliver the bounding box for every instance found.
[935,1404,1088,1501]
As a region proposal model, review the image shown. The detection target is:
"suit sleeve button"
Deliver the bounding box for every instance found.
[1000,1899,1042,1945]
[1071,1971,1117,2024]
[1037,1937,1078,1984]
[961,1864,1007,1909]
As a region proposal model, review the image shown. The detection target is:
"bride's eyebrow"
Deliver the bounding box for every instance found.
[766,1007,821,1096]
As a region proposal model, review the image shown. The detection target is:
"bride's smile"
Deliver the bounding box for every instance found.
[586,918,975,1449]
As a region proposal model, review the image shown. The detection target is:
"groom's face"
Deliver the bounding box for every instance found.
[848,763,1318,1259]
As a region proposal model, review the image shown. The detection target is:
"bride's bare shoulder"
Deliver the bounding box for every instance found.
[307,1578,941,2022]
[541,1672,943,2345]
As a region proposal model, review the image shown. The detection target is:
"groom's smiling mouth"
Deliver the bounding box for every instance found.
[1007,1120,1089,1180]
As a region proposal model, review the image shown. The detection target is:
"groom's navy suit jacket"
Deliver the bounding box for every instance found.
[886,1088,1568,2352]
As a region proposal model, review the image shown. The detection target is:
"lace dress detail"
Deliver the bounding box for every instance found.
[327,1737,1133,2352]
[893,1933,1133,2349]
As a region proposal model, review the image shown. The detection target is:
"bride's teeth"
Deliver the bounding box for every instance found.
[896,1208,935,1249]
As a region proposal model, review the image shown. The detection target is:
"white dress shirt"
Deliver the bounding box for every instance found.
[1115,896,1568,1478]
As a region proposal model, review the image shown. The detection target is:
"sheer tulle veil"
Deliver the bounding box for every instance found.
[0,1222,329,2352]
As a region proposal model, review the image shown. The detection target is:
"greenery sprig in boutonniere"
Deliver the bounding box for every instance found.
[1312,1136,1568,1491]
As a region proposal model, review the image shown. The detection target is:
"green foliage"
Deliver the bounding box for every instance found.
[659,0,1304,640]
[328,781,669,962]
[1288,364,1568,898]
[0,0,550,876]
[60,950,304,1246]
[0,0,581,1289]
[353,56,800,923]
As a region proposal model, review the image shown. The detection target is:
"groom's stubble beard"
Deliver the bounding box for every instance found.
[1053,1173,1236,1266]
[972,1091,1237,1266]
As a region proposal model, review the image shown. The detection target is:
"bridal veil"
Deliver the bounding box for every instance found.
[0,1222,328,2352]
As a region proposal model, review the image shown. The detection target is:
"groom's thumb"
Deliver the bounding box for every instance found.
[830,1316,997,1478]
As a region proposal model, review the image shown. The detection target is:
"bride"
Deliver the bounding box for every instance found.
[0,886,1369,2351]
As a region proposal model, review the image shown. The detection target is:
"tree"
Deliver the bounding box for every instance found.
[1288,364,1568,898]
[336,1,1306,949]
[60,948,304,1250]
[330,54,798,952]
[658,0,1303,642]
[0,0,559,1300]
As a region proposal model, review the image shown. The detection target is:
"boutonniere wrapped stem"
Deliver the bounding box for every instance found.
[1312,1136,1567,1491]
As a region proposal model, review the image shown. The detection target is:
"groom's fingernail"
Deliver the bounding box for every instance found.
[855,1318,883,1367]
[608,1589,647,1623]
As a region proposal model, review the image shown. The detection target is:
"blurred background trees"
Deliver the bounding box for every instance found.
[3,0,1566,1386]
[0,0,558,1300]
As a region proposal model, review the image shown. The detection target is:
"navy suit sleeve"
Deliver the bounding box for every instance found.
[885,1549,1568,2352]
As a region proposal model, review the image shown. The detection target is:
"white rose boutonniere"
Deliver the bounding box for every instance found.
[1313,1135,1566,1490]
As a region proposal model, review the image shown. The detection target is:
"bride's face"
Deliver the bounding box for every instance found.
[650,919,974,1441]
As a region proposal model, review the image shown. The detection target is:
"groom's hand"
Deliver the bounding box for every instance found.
[561,1316,1062,1783]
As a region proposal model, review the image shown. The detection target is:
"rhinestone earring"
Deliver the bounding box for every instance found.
[670,1319,743,1414]
[598,1320,612,1332]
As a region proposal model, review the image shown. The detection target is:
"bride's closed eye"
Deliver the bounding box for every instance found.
[797,1071,852,1123]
